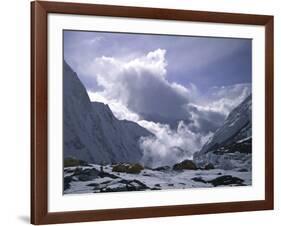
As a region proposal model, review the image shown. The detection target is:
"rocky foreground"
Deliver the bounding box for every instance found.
[64,159,251,194]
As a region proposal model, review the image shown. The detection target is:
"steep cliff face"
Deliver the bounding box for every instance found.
[63,61,152,164]
[193,95,252,170]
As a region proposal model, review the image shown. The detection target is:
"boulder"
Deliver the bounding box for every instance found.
[191,175,245,187]
[209,175,244,187]
[64,157,89,167]
[204,163,215,170]
[152,166,170,171]
[100,179,149,192]
[112,163,144,174]
[72,168,100,181]
[173,160,197,171]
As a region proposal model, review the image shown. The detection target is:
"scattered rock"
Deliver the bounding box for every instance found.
[78,174,94,181]
[192,175,245,187]
[64,168,75,174]
[191,177,207,183]
[64,176,72,190]
[87,183,99,187]
[237,168,248,172]
[152,166,170,171]
[99,171,119,179]
[100,179,149,192]
[101,185,128,193]
[64,157,89,167]
[142,173,151,177]
[71,167,84,176]
[204,163,215,170]
[112,163,144,174]
[72,168,100,181]
[208,175,244,187]
[151,187,161,190]
[173,160,197,171]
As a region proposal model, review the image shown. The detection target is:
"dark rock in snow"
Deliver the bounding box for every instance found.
[208,175,244,187]
[64,157,89,167]
[173,160,197,171]
[204,163,215,170]
[112,163,144,174]
[64,176,72,190]
[78,174,96,181]
[72,168,100,181]
[86,183,99,187]
[237,168,248,172]
[100,179,149,192]
[142,173,152,177]
[192,175,245,187]
[151,188,161,190]
[191,177,207,184]
[152,166,170,171]
[98,171,119,179]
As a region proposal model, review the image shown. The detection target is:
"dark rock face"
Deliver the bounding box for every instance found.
[173,160,197,171]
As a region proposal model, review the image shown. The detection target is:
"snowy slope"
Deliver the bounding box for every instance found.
[193,95,252,170]
[63,61,152,164]
[64,164,251,194]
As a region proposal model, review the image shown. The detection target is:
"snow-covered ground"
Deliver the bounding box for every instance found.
[64,164,251,194]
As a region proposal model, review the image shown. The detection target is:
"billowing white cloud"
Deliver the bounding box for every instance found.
[201,83,251,115]
[184,83,251,134]
[138,120,212,168]
[92,49,191,120]
[87,49,251,168]
[88,91,141,122]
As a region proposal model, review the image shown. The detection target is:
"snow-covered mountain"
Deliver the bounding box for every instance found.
[63,61,152,164]
[193,95,252,170]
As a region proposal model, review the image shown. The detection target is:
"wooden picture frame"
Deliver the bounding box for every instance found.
[31,1,274,224]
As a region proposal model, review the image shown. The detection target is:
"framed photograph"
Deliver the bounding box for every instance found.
[31,1,274,224]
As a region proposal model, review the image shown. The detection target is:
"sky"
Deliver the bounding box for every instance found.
[64,30,251,92]
[63,30,252,167]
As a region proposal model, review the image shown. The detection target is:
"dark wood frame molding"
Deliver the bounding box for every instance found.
[31,1,274,224]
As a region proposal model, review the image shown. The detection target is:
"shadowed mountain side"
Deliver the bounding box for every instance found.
[63,61,152,164]
[194,95,252,170]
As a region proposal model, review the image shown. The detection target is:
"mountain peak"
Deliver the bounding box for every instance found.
[63,62,152,164]
[193,94,252,170]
